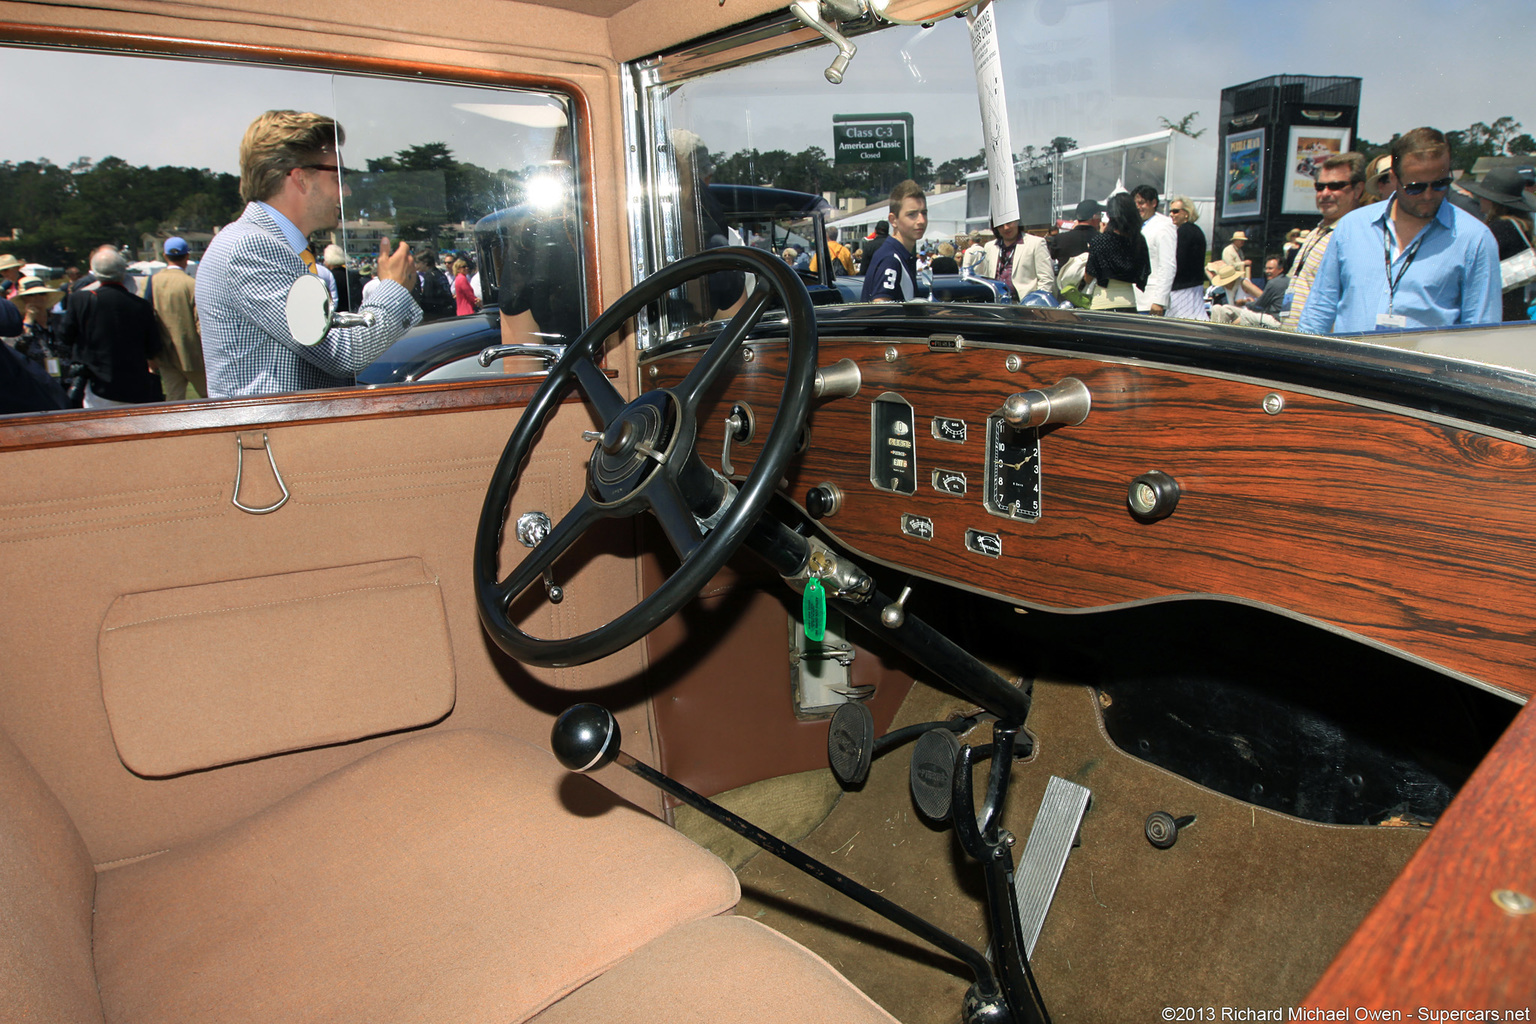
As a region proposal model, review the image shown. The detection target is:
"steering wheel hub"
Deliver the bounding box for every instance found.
[590,391,676,500]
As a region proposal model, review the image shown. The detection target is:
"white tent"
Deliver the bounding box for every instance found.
[826,186,970,247]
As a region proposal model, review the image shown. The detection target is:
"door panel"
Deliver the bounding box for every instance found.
[0,397,657,864]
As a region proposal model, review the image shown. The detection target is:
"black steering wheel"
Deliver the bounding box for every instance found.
[475,247,818,668]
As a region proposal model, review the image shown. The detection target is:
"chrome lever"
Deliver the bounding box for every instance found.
[477,343,566,369]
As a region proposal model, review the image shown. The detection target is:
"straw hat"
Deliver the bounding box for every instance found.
[1205,260,1244,289]
[1229,230,1248,243]
[0,254,23,274]
[12,275,63,303]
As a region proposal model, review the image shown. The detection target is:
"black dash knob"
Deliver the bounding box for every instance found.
[1128,471,1180,521]
[805,482,842,519]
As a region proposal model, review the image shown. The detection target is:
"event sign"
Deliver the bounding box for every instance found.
[1281,125,1352,214]
[833,117,912,168]
[1223,128,1265,219]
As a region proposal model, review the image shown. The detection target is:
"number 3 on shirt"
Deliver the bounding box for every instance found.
[882,268,897,291]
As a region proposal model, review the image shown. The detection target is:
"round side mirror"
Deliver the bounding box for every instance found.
[284,273,333,347]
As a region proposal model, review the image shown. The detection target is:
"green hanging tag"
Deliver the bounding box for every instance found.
[803,576,827,642]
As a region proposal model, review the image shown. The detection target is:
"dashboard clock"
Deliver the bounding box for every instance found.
[983,414,1041,521]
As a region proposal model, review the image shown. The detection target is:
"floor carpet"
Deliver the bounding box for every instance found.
[719,677,1427,1024]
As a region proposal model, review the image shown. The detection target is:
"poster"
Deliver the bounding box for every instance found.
[968,1,1018,226]
[1281,125,1352,214]
[1222,128,1264,219]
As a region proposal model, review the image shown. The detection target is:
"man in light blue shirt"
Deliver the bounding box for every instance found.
[1297,127,1500,335]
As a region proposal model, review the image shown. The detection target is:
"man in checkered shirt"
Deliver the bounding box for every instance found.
[197,110,420,398]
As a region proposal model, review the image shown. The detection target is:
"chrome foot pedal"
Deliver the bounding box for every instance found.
[1013,776,1091,957]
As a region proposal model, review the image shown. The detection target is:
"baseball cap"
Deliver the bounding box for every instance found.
[163,237,189,257]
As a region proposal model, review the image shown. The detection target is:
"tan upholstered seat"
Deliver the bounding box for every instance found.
[1,726,898,1023]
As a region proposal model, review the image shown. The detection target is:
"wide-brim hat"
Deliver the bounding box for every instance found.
[13,275,64,302]
[0,254,23,273]
[1366,154,1393,184]
[1459,167,1534,209]
[1205,260,1243,288]
[1230,230,1248,242]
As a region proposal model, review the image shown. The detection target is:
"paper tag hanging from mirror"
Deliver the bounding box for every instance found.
[803,576,827,642]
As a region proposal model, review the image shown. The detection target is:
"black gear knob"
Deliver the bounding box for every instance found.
[551,703,622,772]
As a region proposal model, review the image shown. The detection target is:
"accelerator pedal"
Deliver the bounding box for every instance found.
[1013,776,1092,957]
[909,727,961,823]
[827,701,876,787]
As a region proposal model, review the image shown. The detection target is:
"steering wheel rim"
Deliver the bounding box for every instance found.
[475,246,818,668]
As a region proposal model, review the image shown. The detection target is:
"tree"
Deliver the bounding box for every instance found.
[1157,112,1205,139]
[935,149,985,184]
[1446,117,1525,171]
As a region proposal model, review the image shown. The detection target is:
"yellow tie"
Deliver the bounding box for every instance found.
[299,246,319,275]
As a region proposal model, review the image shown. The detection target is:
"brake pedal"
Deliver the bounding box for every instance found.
[827,701,875,787]
[909,727,961,822]
[1013,776,1091,956]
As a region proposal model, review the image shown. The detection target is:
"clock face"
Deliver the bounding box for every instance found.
[983,414,1041,522]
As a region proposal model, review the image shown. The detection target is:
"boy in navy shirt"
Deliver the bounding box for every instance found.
[861,180,928,303]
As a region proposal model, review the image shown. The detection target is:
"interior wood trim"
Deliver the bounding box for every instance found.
[0,379,551,452]
[0,20,610,412]
[647,338,1536,701]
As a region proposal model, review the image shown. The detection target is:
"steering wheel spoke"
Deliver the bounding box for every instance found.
[647,473,707,561]
[674,281,773,408]
[572,354,628,425]
[494,493,605,609]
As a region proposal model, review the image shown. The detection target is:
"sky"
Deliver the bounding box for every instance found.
[0,51,568,175]
[1,0,1529,180]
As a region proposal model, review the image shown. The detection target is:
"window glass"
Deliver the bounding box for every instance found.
[0,46,582,415]
[635,0,1535,352]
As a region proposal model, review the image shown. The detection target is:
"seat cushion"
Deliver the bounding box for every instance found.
[528,915,902,1024]
[93,729,738,1024]
[0,728,105,1024]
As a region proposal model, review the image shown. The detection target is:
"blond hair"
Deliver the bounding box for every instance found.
[239,110,345,203]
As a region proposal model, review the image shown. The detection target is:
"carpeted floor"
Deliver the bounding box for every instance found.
[697,677,1427,1024]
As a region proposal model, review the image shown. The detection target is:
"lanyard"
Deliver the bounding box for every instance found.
[1380,199,1431,314]
[1294,223,1331,274]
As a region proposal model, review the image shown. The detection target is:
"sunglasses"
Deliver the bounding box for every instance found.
[1313,180,1355,193]
[302,163,351,181]
[1400,177,1452,196]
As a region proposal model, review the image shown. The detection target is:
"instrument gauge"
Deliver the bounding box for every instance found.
[984,414,1041,521]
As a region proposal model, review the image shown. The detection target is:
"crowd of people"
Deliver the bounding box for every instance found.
[807,125,1532,333]
[1,109,489,414]
[7,118,1535,415]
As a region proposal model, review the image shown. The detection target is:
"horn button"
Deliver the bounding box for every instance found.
[589,390,679,502]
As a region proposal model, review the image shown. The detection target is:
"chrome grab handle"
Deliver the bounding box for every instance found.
[231,432,290,515]
[477,343,566,369]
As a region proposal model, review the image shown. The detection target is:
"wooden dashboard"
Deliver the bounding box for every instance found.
[645,334,1536,702]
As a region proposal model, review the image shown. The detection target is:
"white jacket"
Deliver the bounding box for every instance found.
[1136,211,1178,310]
[978,233,1057,299]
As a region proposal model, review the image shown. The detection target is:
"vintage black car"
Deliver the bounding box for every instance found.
[2,2,1534,1023]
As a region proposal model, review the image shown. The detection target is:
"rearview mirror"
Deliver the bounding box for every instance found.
[284,273,374,346]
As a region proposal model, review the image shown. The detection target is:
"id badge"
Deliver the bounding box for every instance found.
[1280,289,1294,313]
[1375,312,1408,330]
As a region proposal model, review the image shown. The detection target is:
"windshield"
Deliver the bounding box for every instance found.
[629,0,1536,366]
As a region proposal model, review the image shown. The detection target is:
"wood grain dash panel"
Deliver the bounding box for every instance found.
[648,338,1536,699]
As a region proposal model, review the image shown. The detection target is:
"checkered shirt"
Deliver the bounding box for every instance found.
[196,202,421,398]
